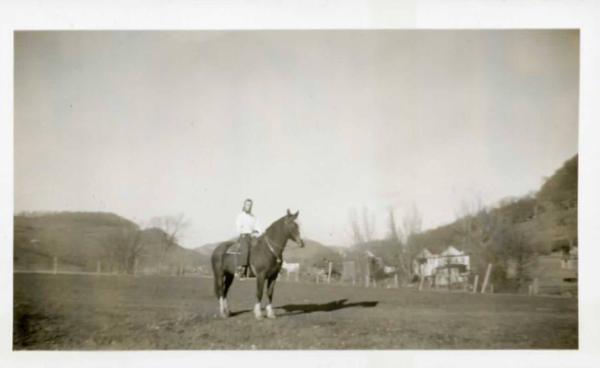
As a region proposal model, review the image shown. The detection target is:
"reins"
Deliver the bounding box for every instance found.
[264,235,283,263]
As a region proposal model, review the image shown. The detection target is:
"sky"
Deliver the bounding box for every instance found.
[14,30,579,248]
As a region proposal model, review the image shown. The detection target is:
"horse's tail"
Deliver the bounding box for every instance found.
[211,241,234,298]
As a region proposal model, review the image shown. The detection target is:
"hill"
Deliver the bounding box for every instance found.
[194,237,342,268]
[352,154,578,291]
[424,155,576,254]
[282,238,342,266]
[193,241,230,256]
[14,212,208,274]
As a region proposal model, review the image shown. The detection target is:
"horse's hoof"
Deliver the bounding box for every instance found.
[266,305,276,319]
[253,303,263,320]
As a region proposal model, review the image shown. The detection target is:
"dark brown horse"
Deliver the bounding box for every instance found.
[211,209,304,319]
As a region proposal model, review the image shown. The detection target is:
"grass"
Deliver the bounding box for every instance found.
[13,273,577,350]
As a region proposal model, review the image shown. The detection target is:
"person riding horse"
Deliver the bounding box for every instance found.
[235,198,262,278]
[212,208,304,319]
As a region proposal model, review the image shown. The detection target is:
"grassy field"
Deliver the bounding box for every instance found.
[13,273,577,350]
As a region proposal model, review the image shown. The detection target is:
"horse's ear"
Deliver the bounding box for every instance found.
[293,210,299,219]
[286,208,292,216]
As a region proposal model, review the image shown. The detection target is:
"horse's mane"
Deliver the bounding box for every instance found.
[263,215,287,235]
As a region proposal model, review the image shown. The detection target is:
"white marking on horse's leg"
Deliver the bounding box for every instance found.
[223,298,230,316]
[266,304,276,319]
[219,297,227,318]
[254,303,263,320]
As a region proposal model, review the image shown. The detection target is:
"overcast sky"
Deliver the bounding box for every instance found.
[14,30,579,247]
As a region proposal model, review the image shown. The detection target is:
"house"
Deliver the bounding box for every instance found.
[414,248,438,277]
[413,246,470,286]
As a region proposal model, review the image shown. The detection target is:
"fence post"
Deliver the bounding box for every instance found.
[327,262,333,284]
[490,284,494,294]
[419,275,425,291]
[481,263,492,293]
[394,274,399,288]
[472,274,479,294]
[53,256,58,274]
[296,266,300,282]
[533,278,539,295]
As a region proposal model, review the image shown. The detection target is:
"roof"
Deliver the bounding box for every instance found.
[440,246,464,257]
[416,248,433,258]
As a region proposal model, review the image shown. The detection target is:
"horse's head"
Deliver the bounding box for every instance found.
[284,209,305,248]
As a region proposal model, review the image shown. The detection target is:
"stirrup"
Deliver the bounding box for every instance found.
[237,266,247,278]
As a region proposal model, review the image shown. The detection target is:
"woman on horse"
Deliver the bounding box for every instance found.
[235,198,262,277]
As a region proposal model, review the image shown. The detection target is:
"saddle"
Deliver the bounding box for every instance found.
[226,236,257,277]
[225,241,243,255]
[224,237,257,255]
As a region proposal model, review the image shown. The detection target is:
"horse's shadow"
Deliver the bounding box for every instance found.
[229,309,252,317]
[228,299,378,318]
[278,299,378,316]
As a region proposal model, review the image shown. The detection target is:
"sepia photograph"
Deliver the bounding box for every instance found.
[12,29,580,351]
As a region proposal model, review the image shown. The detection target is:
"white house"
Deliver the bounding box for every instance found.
[413,246,470,286]
[439,246,470,270]
[413,248,438,277]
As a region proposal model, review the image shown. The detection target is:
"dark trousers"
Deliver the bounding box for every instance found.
[239,234,252,267]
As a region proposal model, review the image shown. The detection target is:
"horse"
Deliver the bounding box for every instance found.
[211,209,304,319]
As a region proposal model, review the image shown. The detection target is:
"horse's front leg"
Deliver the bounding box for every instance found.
[265,276,277,319]
[254,275,265,320]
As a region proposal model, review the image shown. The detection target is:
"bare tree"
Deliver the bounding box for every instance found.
[401,204,422,243]
[362,206,375,242]
[388,205,423,283]
[347,206,376,245]
[348,207,365,245]
[454,196,503,276]
[104,225,144,274]
[150,214,188,271]
[386,207,401,242]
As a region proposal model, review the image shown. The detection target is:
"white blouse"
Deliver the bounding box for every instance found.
[235,211,263,235]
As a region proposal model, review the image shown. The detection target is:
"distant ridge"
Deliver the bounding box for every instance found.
[193,237,342,267]
[14,211,208,273]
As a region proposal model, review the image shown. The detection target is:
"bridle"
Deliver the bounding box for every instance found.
[264,235,283,263]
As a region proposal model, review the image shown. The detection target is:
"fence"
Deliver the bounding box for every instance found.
[15,257,575,297]
[14,256,210,277]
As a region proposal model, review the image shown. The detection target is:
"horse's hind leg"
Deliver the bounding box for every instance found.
[254,275,265,320]
[265,276,277,319]
[222,272,234,317]
[214,272,229,318]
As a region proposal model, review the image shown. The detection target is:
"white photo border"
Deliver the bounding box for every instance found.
[1,1,599,367]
